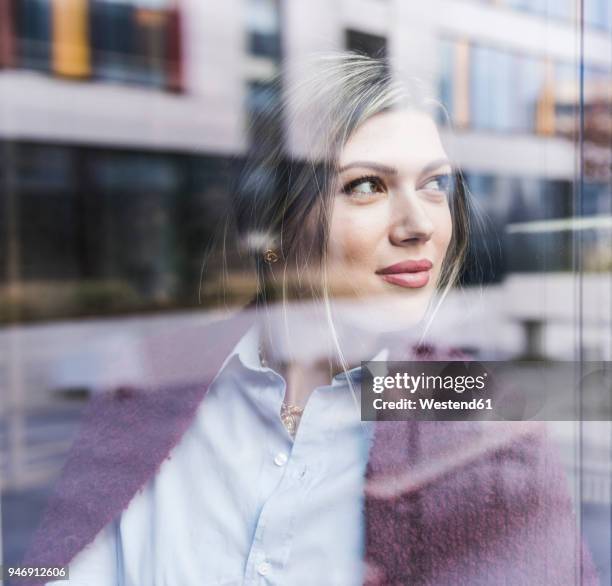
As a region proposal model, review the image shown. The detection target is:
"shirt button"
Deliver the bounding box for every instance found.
[274,452,288,467]
[257,561,271,576]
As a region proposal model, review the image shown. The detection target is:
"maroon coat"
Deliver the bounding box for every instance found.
[21,307,598,585]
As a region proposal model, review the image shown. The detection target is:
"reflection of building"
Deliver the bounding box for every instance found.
[1,0,610,322]
[434,1,610,281]
[3,0,182,87]
[0,0,609,319]
[0,0,252,321]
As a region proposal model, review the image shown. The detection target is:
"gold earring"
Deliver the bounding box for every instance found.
[263,249,279,264]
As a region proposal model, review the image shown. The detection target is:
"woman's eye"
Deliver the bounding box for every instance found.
[342,176,386,198]
[420,173,453,194]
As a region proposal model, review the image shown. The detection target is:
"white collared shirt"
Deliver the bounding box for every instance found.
[49,325,387,586]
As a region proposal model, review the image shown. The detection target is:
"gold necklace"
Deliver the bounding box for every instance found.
[258,340,304,439]
[279,403,303,438]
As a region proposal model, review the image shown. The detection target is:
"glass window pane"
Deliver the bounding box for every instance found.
[2,2,611,584]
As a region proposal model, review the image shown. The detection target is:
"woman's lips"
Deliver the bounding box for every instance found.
[376,259,433,289]
[379,271,430,288]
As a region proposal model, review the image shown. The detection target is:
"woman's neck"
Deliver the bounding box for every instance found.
[256,299,387,405]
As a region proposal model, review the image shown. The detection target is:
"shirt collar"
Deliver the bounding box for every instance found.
[230,323,389,384]
[210,323,263,379]
[232,323,263,372]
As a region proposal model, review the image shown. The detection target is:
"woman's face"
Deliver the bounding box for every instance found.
[327,108,454,330]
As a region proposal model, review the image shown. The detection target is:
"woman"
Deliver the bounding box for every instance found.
[23,53,596,585]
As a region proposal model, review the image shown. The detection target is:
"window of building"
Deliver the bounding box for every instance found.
[470,45,518,131]
[470,46,546,133]
[0,143,238,321]
[438,38,470,128]
[247,0,281,59]
[439,39,611,138]
[88,0,182,89]
[345,29,387,60]
[15,0,52,73]
[463,173,576,275]
[6,0,182,90]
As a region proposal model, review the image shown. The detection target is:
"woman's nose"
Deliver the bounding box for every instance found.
[388,187,435,245]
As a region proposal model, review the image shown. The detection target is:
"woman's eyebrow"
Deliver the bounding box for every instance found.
[338,158,452,176]
[338,162,398,175]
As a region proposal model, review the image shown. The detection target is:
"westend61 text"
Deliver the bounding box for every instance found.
[372,372,488,394]
[373,397,493,411]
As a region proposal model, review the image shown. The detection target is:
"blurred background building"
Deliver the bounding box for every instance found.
[1,0,611,577]
[0,0,609,342]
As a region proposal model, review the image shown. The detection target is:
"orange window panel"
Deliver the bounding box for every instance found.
[52,0,91,78]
